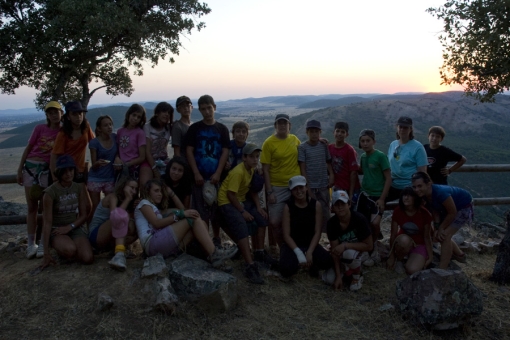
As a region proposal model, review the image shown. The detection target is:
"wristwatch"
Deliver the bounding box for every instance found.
[71,223,76,229]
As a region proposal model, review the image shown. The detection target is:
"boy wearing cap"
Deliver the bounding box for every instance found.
[356,129,391,265]
[298,119,334,231]
[326,190,373,291]
[424,126,466,185]
[261,113,301,246]
[172,96,193,158]
[17,101,63,259]
[184,95,230,244]
[218,144,272,284]
[328,122,360,199]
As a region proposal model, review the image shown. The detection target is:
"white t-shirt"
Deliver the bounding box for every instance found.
[134,199,161,250]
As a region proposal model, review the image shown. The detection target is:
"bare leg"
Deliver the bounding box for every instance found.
[172,218,214,255]
[405,253,426,275]
[24,187,38,242]
[439,226,459,269]
[51,235,78,259]
[394,235,413,261]
[74,237,94,264]
[238,237,253,264]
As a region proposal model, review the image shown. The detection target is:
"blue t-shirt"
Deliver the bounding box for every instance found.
[430,184,472,213]
[88,134,117,182]
[388,139,427,189]
[184,121,230,179]
[229,140,246,169]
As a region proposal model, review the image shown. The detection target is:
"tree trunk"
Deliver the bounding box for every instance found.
[490,211,510,284]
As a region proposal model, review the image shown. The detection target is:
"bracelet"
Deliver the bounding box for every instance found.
[173,215,179,222]
[176,210,185,219]
[169,191,176,198]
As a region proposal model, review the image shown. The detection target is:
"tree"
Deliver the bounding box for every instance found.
[428,0,510,102]
[0,0,210,109]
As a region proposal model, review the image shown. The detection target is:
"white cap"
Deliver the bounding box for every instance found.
[332,190,349,204]
[288,175,306,190]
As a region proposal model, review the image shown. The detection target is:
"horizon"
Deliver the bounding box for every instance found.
[0,0,468,109]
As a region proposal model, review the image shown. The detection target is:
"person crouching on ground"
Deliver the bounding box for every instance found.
[387,187,433,275]
[218,144,277,284]
[325,190,373,291]
[280,175,333,278]
[41,155,94,269]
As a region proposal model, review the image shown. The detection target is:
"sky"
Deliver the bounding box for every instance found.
[1,0,462,109]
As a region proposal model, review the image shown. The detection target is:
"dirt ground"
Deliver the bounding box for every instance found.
[1,227,509,340]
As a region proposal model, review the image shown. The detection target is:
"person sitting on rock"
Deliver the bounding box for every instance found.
[279,175,333,278]
[324,190,373,291]
[41,155,94,269]
[88,176,139,271]
[387,187,433,275]
[411,171,471,269]
[134,179,236,267]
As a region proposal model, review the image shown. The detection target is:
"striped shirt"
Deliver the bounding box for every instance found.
[298,141,331,189]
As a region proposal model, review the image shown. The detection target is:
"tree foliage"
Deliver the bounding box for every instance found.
[428,0,510,102]
[0,0,210,109]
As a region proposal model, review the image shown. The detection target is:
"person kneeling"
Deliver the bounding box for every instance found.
[325,190,373,291]
[41,155,94,269]
[135,179,235,266]
[279,176,333,278]
[218,144,276,284]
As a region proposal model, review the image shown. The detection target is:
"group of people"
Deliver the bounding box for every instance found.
[17,94,473,291]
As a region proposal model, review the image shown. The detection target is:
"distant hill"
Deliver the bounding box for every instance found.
[298,96,371,109]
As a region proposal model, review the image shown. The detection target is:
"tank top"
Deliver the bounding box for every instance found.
[287,197,317,248]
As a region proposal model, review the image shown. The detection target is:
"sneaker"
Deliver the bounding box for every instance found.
[244,263,265,284]
[36,243,44,258]
[363,257,375,267]
[212,237,222,249]
[254,250,279,269]
[395,261,406,274]
[209,245,238,268]
[452,252,467,264]
[26,244,38,259]
[108,252,127,271]
[350,275,364,291]
[371,249,381,264]
[322,268,336,285]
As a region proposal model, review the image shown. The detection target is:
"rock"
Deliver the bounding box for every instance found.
[141,254,168,278]
[97,293,114,311]
[379,303,394,311]
[452,233,464,246]
[479,241,499,254]
[0,241,8,253]
[469,242,481,253]
[153,277,178,314]
[169,254,238,312]
[396,269,483,329]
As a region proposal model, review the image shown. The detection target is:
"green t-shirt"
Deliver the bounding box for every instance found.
[360,149,390,197]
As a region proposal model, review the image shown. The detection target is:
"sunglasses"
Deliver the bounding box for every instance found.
[393,145,400,159]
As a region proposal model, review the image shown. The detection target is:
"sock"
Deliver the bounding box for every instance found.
[28,234,35,246]
[115,245,126,254]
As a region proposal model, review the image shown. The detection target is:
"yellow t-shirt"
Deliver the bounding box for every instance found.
[218,163,254,206]
[260,134,301,187]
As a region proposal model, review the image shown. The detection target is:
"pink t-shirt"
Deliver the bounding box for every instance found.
[117,127,146,163]
[328,143,360,191]
[27,124,61,163]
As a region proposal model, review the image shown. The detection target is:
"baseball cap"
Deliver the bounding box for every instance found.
[243,143,262,155]
[332,190,349,205]
[288,175,306,190]
[306,119,321,130]
[176,96,192,107]
[358,129,376,148]
[56,155,76,169]
[44,101,62,112]
[275,113,290,122]
[65,101,87,113]
[397,116,413,127]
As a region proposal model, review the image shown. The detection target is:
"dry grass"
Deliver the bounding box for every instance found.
[1,240,509,340]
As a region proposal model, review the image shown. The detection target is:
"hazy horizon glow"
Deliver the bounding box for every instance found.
[0,0,463,109]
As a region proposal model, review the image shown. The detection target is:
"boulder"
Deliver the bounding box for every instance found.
[168,254,237,312]
[396,269,483,329]
[141,254,168,278]
[153,277,178,314]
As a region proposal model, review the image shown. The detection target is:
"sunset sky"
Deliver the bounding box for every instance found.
[1,0,462,109]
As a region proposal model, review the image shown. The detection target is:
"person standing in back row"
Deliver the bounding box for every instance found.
[387,116,427,201]
[424,126,466,185]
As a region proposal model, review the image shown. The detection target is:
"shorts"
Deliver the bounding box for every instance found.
[86,181,115,194]
[50,225,88,243]
[191,183,218,222]
[22,160,50,187]
[450,203,474,230]
[409,244,428,259]
[356,192,382,223]
[147,226,180,258]
[219,200,267,242]
[311,187,331,232]
[267,186,291,227]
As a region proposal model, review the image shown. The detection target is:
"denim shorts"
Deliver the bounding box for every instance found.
[450,203,474,230]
